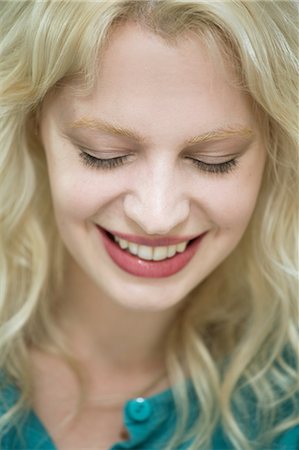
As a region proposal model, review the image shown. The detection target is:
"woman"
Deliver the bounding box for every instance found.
[0,1,298,449]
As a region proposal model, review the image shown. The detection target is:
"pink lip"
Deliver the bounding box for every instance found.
[97,226,206,278]
[98,226,200,246]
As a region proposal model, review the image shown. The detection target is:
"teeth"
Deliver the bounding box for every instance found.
[176,242,187,253]
[138,245,153,260]
[128,242,138,255]
[119,239,128,249]
[167,245,177,257]
[112,235,189,261]
[153,246,168,261]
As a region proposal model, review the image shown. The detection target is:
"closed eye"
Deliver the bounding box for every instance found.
[187,157,238,174]
[78,148,238,174]
[79,151,130,169]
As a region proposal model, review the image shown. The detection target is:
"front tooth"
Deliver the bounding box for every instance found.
[128,242,138,255]
[119,239,129,249]
[137,245,153,260]
[153,246,168,261]
[167,245,177,258]
[176,242,187,253]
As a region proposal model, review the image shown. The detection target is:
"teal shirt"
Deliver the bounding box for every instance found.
[1,380,299,449]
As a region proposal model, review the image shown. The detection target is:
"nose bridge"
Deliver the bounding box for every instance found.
[123,160,189,234]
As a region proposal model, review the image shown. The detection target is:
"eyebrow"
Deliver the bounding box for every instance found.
[69,117,254,145]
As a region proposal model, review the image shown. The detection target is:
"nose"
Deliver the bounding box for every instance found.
[123,164,190,235]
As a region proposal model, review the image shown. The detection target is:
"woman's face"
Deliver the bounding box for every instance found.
[40,22,266,311]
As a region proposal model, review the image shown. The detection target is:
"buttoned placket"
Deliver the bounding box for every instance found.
[110,390,176,449]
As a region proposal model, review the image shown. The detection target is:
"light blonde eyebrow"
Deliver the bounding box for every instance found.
[69,117,146,142]
[69,117,254,145]
[187,126,254,145]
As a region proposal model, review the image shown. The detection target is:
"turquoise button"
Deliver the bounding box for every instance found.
[127,397,152,422]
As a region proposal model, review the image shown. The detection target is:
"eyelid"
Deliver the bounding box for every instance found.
[77,144,239,174]
[77,145,133,158]
[185,152,239,161]
[188,157,238,174]
[78,149,130,170]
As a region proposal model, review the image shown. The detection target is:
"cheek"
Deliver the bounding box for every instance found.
[47,165,121,223]
[201,171,264,234]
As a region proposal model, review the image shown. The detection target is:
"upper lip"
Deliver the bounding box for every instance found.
[98,226,204,247]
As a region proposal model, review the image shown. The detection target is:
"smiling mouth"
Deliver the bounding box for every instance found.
[104,229,197,262]
[97,225,206,278]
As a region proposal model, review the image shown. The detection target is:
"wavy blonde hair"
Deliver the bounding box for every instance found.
[0,1,298,449]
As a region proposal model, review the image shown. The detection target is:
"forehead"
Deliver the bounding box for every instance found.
[89,21,238,97]
[43,21,255,142]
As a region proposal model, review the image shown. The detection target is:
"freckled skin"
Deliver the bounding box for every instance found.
[40,21,266,314]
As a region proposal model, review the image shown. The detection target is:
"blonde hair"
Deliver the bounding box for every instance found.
[0,1,298,449]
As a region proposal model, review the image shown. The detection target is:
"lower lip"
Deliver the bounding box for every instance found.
[97,227,205,278]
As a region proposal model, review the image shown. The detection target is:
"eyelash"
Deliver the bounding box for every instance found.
[78,151,238,174]
[79,151,129,169]
[189,157,238,174]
